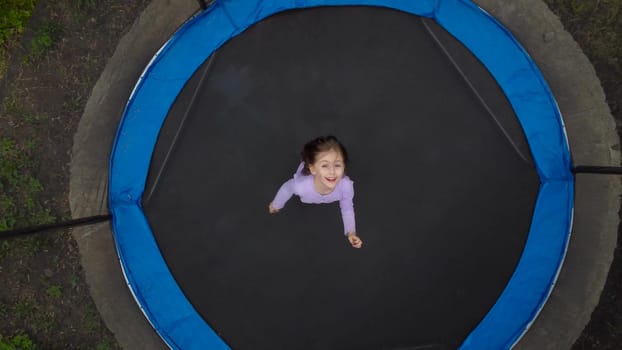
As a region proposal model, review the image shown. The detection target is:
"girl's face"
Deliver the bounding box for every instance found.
[309,149,345,192]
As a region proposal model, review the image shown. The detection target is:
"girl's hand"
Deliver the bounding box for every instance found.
[347,232,363,248]
[268,203,279,214]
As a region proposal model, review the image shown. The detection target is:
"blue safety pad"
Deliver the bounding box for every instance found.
[109,0,574,348]
[435,0,571,181]
[460,181,574,349]
[111,205,230,350]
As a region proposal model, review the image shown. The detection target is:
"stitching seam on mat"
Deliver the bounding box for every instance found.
[420,18,531,165]
[143,53,217,204]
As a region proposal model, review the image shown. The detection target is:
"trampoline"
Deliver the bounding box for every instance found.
[109,0,573,349]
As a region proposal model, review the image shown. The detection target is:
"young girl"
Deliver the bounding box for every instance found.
[268,136,363,249]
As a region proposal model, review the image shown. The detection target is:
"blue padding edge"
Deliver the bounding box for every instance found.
[109,0,574,348]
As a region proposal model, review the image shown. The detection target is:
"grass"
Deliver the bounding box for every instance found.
[2,94,49,127]
[45,286,61,299]
[8,293,59,339]
[0,0,36,78]
[0,1,36,45]
[0,12,60,340]
[68,274,80,289]
[25,21,63,63]
[0,333,36,350]
[0,241,8,259]
[11,300,36,321]
[0,138,55,232]
[0,304,7,319]
[0,1,150,349]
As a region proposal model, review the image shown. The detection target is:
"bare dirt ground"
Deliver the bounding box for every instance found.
[0,1,148,348]
[0,0,620,349]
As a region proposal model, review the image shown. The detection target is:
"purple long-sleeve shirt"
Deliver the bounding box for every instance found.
[272,162,356,235]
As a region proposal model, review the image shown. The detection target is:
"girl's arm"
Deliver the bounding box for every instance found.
[269,178,295,213]
[339,181,356,234]
[340,181,362,248]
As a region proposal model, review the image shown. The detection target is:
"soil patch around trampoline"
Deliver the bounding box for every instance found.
[0,1,147,348]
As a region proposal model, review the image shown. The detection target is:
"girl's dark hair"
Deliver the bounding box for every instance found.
[300,135,349,175]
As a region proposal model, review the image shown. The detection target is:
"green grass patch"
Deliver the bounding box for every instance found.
[0,0,37,77]
[0,303,7,319]
[67,273,80,290]
[16,237,50,257]
[45,286,61,299]
[2,95,48,126]
[12,299,37,321]
[0,241,9,259]
[9,298,57,334]
[0,333,36,350]
[0,1,36,46]
[0,138,54,232]
[26,21,63,62]
[0,137,53,255]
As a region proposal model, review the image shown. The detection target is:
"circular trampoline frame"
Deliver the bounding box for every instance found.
[108,0,574,349]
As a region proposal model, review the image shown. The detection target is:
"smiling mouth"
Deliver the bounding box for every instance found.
[325,177,337,183]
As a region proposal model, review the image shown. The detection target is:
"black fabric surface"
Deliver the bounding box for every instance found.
[143,6,539,350]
